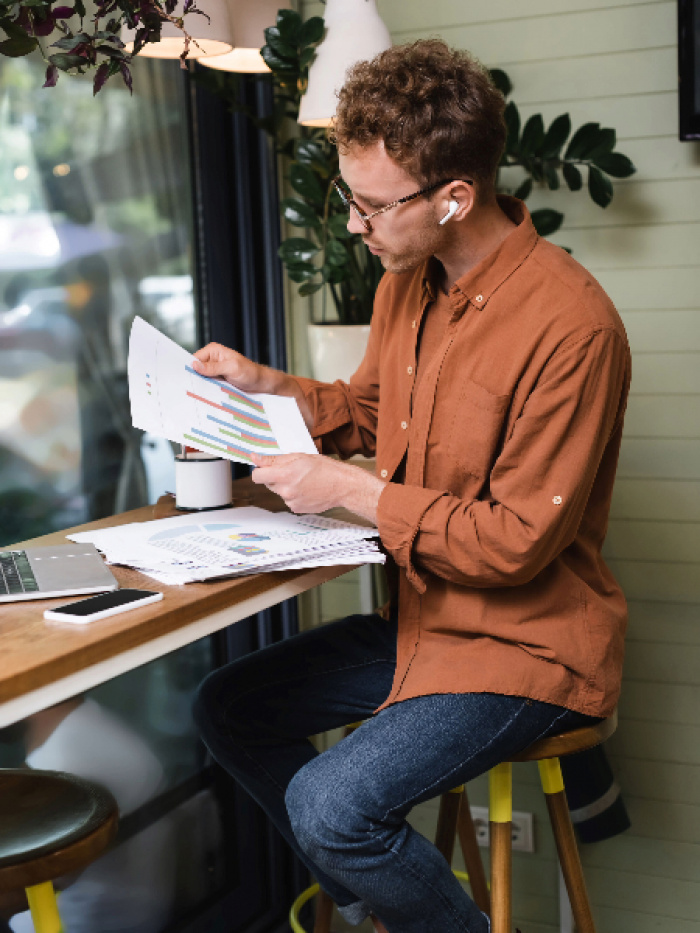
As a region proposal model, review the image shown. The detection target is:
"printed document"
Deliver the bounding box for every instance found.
[128,316,317,465]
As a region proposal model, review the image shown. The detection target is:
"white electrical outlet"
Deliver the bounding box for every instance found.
[469,806,535,853]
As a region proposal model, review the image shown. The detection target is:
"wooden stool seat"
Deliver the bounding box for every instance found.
[511,711,617,762]
[0,768,118,933]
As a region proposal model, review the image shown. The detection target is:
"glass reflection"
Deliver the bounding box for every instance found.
[0,54,196,546]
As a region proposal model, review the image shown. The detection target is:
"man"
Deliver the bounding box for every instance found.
[193,40,630,933]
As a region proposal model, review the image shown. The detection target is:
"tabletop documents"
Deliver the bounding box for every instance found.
[68,507,384,585]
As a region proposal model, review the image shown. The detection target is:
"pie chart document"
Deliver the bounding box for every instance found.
[128,316,318,465]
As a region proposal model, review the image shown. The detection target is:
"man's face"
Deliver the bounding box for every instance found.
[338,142,446,275]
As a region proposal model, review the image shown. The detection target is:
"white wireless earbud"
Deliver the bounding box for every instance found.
[439,200,459,225]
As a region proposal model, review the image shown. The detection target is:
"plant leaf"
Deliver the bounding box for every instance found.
[489,67,511,97]
[328,213,353,238]
[326,239,348,267]
[299,15,324,47]
[541,113,571,159]
[289,163,324,204]
[43,62,59,86]
[261,44,297,73]
[93,60,109,94]
[564,122,600,160]
[286,261,317,283]
[592,151,636,178]
[504,101,520,155]
[531,208,563,237]
[48,51,85,69]
[584,127,616,161]
[275,8,301,43]
[562,162,583,191]
[298,281,323,297]
[264,27,296,61]
[587,165,613,208]
[0,21,37,55]
[544,163,560,190]
[513,177,532,201]
[519,114,545,158]
[279,237,320,264]
[295,138,331,175]
[281,197,319,227]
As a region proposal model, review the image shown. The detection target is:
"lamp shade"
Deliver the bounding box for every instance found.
[122,0,233,59]
[201,0,290,73]
[298,0,391,127]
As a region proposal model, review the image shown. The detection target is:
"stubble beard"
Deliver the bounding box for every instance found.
[366,213,442,275]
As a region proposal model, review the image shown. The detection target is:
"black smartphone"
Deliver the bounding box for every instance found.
[43,589,163,624]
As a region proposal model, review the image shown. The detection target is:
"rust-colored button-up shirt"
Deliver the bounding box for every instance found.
[296,199,631,717]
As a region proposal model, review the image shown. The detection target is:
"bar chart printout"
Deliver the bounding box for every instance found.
[128,316,317,465]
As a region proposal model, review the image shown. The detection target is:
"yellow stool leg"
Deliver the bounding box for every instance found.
[25,882,63,933]
[538,757,597,933]
[489,762,512,933]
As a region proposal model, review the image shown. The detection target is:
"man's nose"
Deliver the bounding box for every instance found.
[346,209,369,237]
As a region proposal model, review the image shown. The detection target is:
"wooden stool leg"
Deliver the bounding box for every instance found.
[313,887,334,933]
[489,763,512,933]
[539,758,597,933]
[456,791,491,915]
[435,787,462,862]
[25,882,63,933]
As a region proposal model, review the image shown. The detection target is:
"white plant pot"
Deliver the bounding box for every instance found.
[307,323,370,384]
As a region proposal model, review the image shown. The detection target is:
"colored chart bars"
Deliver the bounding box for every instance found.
[183,365,280,463]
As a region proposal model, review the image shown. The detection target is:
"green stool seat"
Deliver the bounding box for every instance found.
[0,768,119,932]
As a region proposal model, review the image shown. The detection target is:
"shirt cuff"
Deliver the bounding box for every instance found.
[292,376,355,439]
[377,483,446,594]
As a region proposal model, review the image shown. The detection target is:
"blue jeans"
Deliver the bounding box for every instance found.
[194,612,598,933]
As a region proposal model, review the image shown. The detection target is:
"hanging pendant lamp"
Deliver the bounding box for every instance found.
[122,0,233,60]
[298,0,391,127]
[200,0,290,73]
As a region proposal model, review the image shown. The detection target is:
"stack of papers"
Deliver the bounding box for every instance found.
[68,507,384,586]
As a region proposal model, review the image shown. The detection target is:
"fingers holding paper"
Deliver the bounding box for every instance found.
[192,343,272,394]
[251,453,386,524]
[192,343,315,431]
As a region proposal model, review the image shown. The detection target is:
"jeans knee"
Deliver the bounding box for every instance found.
[285,761,370,867]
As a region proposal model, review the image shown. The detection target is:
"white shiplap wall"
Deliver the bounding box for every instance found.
[299,1,700,929]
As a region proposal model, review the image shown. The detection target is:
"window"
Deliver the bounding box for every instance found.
[0,55,196,545]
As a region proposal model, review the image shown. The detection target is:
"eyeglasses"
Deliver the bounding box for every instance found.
[332,174,473,233]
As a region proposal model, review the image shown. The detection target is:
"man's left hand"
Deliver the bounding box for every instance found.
[250,453,386,524]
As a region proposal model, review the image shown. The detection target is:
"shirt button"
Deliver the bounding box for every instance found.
[411,320,417,328]
[407,366,413,375]
[552,495,563,505]
[475,294,483,303]
[401,421,408,430]
[380,469,388,478]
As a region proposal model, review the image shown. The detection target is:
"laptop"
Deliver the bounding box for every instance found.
[0,544,118,603]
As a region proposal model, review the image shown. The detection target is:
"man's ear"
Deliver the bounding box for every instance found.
[439,180,476,224]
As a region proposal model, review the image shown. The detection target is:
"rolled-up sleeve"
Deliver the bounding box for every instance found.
[377,327,630,589]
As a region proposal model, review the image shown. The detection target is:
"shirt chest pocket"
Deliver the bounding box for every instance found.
[446,378,511,480]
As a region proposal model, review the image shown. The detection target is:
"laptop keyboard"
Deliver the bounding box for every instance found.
[0,551,39,596]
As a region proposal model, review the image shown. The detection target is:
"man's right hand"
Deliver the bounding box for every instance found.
[191,343,314,430]
[192,343,282,395]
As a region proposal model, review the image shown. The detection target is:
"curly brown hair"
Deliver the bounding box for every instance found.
[331,39,506,192]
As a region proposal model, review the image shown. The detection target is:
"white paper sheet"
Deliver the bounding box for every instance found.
[128,316,317,465]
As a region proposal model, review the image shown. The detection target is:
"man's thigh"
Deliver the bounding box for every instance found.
[307,692,580,822]
[197,612,398,740]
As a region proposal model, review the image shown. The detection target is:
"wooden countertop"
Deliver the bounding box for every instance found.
[0,478,353,711]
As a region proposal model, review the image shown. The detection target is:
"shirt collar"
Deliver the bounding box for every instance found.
[421,196,538,316]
